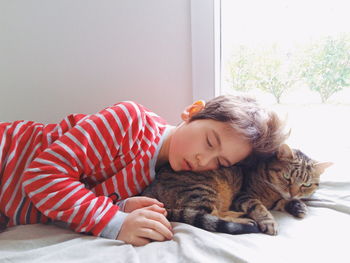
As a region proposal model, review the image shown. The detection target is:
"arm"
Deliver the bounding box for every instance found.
[22,102,146,237]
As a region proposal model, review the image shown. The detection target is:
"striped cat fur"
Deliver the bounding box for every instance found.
[142,144,332,235]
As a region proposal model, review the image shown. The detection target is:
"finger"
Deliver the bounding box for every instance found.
[138,227,168,242]
[140,213,173,239]
[117,225,151,246]
[138,197,164,207]
[143,206,172,229]
[142,219,173,240]
[144,204,167,216]
[131,236,152,247]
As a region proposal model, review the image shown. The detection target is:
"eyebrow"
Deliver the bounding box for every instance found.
[212,129,231,166]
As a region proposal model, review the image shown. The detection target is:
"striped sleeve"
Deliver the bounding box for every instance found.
[22,101,145,237]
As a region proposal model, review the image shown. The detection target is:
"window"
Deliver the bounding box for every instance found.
[221,0,350,105]
[190,0,221,101]
[191,0,350,173]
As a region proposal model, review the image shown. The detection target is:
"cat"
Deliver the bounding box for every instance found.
[142,163,260,235]
[233,143,332,235]
[142,144,332,235]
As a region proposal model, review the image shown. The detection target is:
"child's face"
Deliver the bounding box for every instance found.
[168,119,252,172]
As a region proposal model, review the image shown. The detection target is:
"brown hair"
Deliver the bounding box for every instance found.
[189,94,289,160]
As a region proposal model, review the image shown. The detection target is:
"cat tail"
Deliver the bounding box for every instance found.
[166,208,260,235]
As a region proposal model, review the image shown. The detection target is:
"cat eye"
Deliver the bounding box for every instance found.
[283,173,291,180]
[302,182,312,187]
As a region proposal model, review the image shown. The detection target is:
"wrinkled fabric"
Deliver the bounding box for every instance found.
[1,166,349,263]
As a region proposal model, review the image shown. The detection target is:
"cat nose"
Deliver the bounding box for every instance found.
[290,185,299,198]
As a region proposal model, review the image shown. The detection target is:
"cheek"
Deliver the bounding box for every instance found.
[169,135,186,156]
[171,129,197,156]
[168,131,194,170]
[272,175,289,192]
[270,173,283,185]
[302,185,317,196]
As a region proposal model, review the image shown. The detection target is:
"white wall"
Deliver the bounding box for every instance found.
[0,0,192,124]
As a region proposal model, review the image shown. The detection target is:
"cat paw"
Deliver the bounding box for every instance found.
[285,199,308,218]
[241,218,258,226]
[257,219,278,235]
[229,217,257,226]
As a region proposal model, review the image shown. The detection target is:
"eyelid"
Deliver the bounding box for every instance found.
[223,160,230,167]
[218,157,231,168]
[206,135,213,147]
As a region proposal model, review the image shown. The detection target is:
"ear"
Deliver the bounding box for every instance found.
[181,100,206,122]
[314,162,333,175]
[277,144,294,160]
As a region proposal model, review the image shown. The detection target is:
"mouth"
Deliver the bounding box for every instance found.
[182,159,193,171]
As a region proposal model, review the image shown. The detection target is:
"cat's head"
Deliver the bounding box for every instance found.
[266,144,333,199]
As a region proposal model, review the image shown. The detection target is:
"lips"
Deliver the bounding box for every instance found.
[182,159,193,171]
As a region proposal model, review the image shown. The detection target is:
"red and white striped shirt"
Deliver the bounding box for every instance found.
[0,101,168,238]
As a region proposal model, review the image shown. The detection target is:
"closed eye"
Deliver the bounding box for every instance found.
[206,136,213,148]
[217,158,231,168]
[216,158,222,168]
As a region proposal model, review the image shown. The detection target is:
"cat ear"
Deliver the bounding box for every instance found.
[277,144,294,160]
[314,162,333,174]
[181,100,206,122]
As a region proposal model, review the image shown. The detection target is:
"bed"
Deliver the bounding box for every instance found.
[1,157,349,263]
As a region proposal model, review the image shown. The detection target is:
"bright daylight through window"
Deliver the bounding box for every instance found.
[220,0,350,176]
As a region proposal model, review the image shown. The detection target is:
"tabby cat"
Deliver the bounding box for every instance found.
[142,164,259,234]
[233,144,332,235]
[142,144,332,235]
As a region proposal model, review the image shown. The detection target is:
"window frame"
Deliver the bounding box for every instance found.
[190,0,221,101]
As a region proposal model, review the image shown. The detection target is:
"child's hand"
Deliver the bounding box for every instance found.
[117,204,173,246]
[124,196,166,215]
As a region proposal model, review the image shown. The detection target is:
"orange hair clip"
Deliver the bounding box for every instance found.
[190,100,206,114]
[193,100,206,107]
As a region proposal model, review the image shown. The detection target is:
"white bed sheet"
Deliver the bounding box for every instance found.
[1,165,349,263]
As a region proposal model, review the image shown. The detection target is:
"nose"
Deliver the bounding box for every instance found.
[196,152,216,170]
[289,185,299,198]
